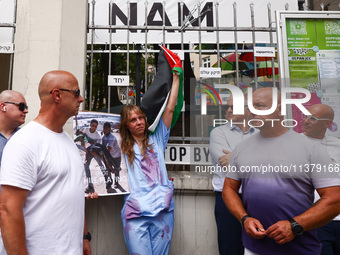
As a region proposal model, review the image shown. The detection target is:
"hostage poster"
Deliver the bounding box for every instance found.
[73,111,129,196]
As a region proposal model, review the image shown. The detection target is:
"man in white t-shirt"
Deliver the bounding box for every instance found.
[0,70,93,254]
[302,103,340,255]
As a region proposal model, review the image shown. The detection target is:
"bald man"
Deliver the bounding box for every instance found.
[302,104,340,255]
[0,71,92,254]
[0,90,28,168]
[222,88,340,255]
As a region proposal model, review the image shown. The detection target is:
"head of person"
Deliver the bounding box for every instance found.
[302,104,333,139]
[38,70,84,119]
[0,90,28,128]
[90,119,98,133]
[119,105,150,164]
[103,122,111,136]
[120,105,149,140]
[225,94,250,123]
[250,87,282,130]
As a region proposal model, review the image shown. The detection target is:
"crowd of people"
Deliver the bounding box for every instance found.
[0,69,338,255]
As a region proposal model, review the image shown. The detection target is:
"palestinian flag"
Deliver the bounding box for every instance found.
[140,46,183,132]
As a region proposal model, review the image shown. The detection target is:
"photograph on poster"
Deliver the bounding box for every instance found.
[73,111,129,196]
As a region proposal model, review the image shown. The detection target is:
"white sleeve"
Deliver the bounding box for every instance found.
[209,127,232,165]
[0,141,37,191]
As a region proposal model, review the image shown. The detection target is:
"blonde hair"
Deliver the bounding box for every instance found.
[119,105,151,165]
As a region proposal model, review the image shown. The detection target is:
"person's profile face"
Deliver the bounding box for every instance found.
[226,96,249,123]
[5,94,28,127]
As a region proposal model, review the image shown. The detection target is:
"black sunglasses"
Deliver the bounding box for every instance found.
[5,102,28,112]
[49,88,81,97]
[225,105,233,110]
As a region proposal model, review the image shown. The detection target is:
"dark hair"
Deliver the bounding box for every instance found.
[103,122,111,129]
[90,119,98,125]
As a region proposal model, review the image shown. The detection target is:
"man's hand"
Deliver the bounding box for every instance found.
[244,217,266,239]
[86,192,98,199]
[83,239,91,255]
[266,220,295,244]
[218,149,232,167]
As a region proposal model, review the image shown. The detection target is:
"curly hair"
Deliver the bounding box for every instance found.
[119,105,152,165]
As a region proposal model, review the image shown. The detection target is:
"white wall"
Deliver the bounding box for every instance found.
[12,0,88,134]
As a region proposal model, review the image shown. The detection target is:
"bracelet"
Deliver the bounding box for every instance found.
[83,232,92,242]
[240,215,251,229]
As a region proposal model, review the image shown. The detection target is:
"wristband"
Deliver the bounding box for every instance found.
[83,232,92,242]
[240,215,251,229]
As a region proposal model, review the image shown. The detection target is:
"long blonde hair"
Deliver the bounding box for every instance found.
[120,105,151,165]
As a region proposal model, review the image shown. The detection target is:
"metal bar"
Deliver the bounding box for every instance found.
[233,2,239,87]
[180,1,185,170]
[89,0,96,111]
[268,3,276,87]
[168,136,210,142]
[0,23,15,27]
[162,1,166,44]
[8,0,17,90]
[126,1,130,105]
[144,0,148,92]
[216,1,222,120]
[198,2,204,138]
[250,3,258,89]
[88,24,276,32]
[108,0,113,113]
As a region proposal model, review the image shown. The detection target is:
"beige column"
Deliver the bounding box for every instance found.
[12,0,88,134]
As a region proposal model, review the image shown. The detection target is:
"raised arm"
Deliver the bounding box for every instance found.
[0,185,29,255]
[162,73,180,130]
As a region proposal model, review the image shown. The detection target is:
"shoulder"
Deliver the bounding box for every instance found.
[233,132,260,151]
[325,135,340,144]
[210,125,231,137]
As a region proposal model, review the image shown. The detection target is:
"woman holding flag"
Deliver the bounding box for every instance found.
[119,46,183,255]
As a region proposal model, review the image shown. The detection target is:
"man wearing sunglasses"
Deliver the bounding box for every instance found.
[209,95,257,255]
[0,71,94,255]
[302,104,340,255]
[0,90,28,171]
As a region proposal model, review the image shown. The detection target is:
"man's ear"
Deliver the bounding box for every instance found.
[326,120,333,129]
[0,102,6,112]
[277,103,282,116]
[51,89,62,103]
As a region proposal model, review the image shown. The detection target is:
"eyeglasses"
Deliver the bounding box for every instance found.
[225,105,233,111]
[4,102,28,112]
[301,113,331,124]
[49,88,81,97]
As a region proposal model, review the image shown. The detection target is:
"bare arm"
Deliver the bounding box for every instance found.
[0,185,29,255]
[296,186,340,229]
[266,186,340,244]
[83,215,91,255]
[162,73,180,130]
[222,178,266,239]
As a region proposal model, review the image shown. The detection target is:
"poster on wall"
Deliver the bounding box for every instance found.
[73,111,129,196]
[283,17,340,137]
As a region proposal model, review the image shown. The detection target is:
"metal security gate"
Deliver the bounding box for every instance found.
[0,0,17,91]
[85,0,332,169]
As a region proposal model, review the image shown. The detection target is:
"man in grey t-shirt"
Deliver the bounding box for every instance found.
[222,88,340,255]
